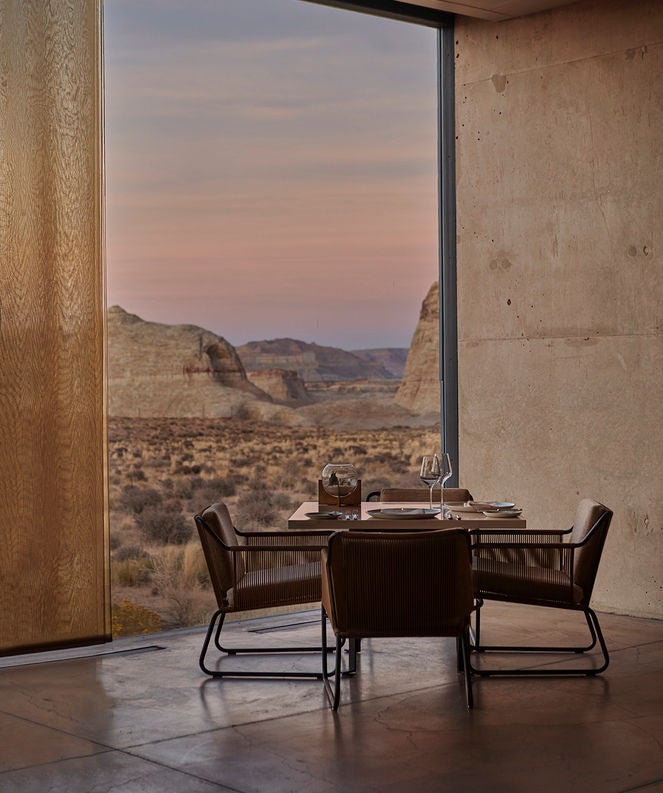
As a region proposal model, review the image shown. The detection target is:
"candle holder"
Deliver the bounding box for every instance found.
[318,463,361,508]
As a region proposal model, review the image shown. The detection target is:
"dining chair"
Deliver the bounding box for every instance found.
[469,498,613,675]
[321,529,475,710]
[194,501,330,679]
[378,487,473,503]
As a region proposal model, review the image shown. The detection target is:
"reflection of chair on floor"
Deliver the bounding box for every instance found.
[194,502,330,679]
[321,529,475,710]
[469,498,613,676]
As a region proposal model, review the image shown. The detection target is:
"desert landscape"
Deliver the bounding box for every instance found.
[109,284,441,636]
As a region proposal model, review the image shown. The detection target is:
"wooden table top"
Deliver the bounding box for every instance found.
[288,501,527,531]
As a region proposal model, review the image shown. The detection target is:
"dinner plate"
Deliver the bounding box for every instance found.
[305,511,343,519]
[368,508,440,520]
[467,500,516,510]
[482,509,522,518]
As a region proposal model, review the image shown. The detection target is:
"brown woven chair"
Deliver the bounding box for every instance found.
[469,498,613,676]
[195,502,330,679]
[378,487,473,503]
[321,529,475,710]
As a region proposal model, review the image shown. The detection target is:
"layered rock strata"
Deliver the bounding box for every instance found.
[395,283,440,414]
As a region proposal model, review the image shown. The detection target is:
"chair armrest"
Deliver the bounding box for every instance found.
[470,528,571,541]
[235,527,333,538]
[472,539,574,575]
[225,540,328,553]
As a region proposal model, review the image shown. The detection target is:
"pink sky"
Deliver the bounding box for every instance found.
[104,0,438,350]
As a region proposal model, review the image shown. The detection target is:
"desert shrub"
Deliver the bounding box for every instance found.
[279,458,301,488]
[388,459,410,475]
[171,476,199,500]
[228,471,250,487]
[135,504,192,545]
[112,557,152,587]
[195,476,236,505]
[126,467,146,482]
[109,534,122,551]
[236,486,279,527]
[272,491,296,510]
[113,545,148,563]
[120,486,163,514]
[172,463,193,475]
[112,598,162,637]
[149,545,213,628]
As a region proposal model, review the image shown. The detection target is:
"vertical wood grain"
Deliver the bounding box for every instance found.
[0,0,109,652]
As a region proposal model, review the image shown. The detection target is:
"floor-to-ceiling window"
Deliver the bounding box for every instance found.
[104,0,444,635]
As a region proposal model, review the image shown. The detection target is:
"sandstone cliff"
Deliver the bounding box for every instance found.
[351,348,408,379]
[395,283,440,414]
[246,369,313,405]
[108,306,270,418]
[237,338,394,382]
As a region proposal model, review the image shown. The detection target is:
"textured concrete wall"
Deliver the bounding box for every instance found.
[455,0,662,617]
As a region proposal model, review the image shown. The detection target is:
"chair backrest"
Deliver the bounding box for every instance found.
[568,498,612,600]
[323,530,473,638]
[380,487,473,503]
[195,502,244,607]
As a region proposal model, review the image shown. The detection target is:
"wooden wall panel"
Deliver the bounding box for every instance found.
[0,0,109,653]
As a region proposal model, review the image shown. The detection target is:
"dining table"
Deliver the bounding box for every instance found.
[288,501,527,531]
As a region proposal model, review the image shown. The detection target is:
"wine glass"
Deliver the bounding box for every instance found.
[439,452,453,517]
[419,454,441,510]
[321,463,359,510]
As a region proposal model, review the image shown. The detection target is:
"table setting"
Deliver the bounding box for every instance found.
[289,456,525,530]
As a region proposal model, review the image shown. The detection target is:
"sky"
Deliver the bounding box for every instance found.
[104,0,439,350]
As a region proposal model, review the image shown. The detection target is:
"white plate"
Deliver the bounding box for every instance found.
[467,501,516,511]
[305,511,343,519]
[482,509,522,518]
[368,508,440,520]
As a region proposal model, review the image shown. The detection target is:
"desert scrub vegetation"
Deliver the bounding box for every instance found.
[108,416,439,634]
[112,598,163,637]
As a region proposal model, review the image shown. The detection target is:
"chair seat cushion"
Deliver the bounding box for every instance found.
[228,561,322,611]
[473,557,584,605]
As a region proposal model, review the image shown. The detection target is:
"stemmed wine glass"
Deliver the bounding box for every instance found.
[438,452,453,517]
[419,454,441,510]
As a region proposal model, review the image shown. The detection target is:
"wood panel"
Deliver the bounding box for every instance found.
[0,0,109,653]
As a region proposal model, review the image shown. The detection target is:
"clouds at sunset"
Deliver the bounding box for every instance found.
[105,0,438,349]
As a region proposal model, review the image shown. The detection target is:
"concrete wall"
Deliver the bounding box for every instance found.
[454,0,662,617]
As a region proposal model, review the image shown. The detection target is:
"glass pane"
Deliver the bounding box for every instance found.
[105,0,439,635]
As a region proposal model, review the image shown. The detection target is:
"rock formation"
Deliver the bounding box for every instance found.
[237,338,393,382]
[351,348,408,379]
[246,369,313,405]
[107,306,270,417]
[395,283,440,414]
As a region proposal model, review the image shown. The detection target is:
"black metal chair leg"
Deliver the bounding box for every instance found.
[200,609,324,679]
[460,631,474,709]
[321,607,343,709]
[467,606,610,677]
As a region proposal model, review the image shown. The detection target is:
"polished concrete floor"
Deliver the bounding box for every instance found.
[1,602,662,793]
